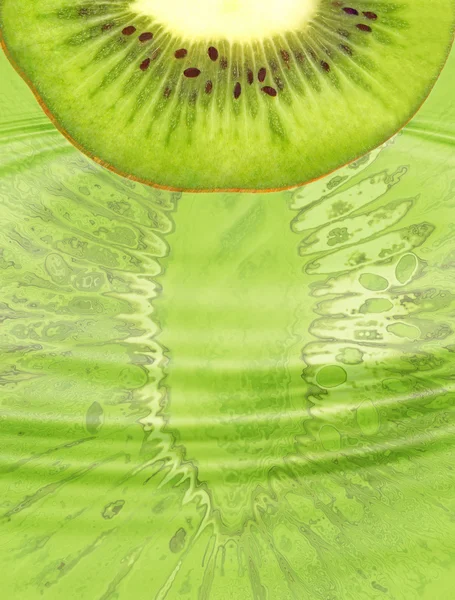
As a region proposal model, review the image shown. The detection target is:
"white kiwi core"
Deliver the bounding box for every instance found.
[131,0,319,42]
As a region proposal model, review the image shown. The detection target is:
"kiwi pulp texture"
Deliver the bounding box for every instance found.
[0,0,454,191]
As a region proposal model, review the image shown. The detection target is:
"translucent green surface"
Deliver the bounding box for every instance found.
[2,0,454,190]
[1,43,455,599]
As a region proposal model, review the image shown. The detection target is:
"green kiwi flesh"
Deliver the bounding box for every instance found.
[0,0,454,191]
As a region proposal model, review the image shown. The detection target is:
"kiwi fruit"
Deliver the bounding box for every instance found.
[0,1,454,192]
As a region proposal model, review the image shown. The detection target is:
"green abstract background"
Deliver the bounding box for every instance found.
[0,41,454,599]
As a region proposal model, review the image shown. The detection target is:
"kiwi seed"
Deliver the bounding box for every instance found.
[1,0,454,191]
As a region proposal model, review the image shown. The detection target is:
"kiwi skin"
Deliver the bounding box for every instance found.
[0,10,454,193]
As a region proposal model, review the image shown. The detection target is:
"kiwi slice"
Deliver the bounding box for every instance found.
[0,1,453,191]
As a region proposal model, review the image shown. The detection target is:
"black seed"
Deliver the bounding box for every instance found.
[262,86,277,97]
[321,61,330,72]
[139,32,153,42]
[208,46,219,61]
[363,11,378,20]
[343,7,358,15]
[258,67,266,82]
[234,82,241,99]
[357,23,372,32]
[280,49,290,64]
[122,26,136,36]
[164,87,171,98]
[101,23,113,31]
[220,57,228,69]
[338,29,350,38]
[339,44,353,55]
[205,80,213,94]
[175,48,188,59]
[295,51,305,63]
[247,69,254,84]
[184,68,201,78]
[140,58,150,71]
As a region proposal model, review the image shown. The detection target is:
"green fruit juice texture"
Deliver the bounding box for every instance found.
[0,43,454,600]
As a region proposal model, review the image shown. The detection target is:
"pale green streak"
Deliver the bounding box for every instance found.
[0,44,455,600]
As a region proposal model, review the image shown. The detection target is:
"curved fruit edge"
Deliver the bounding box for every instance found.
[0,22,454,194]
